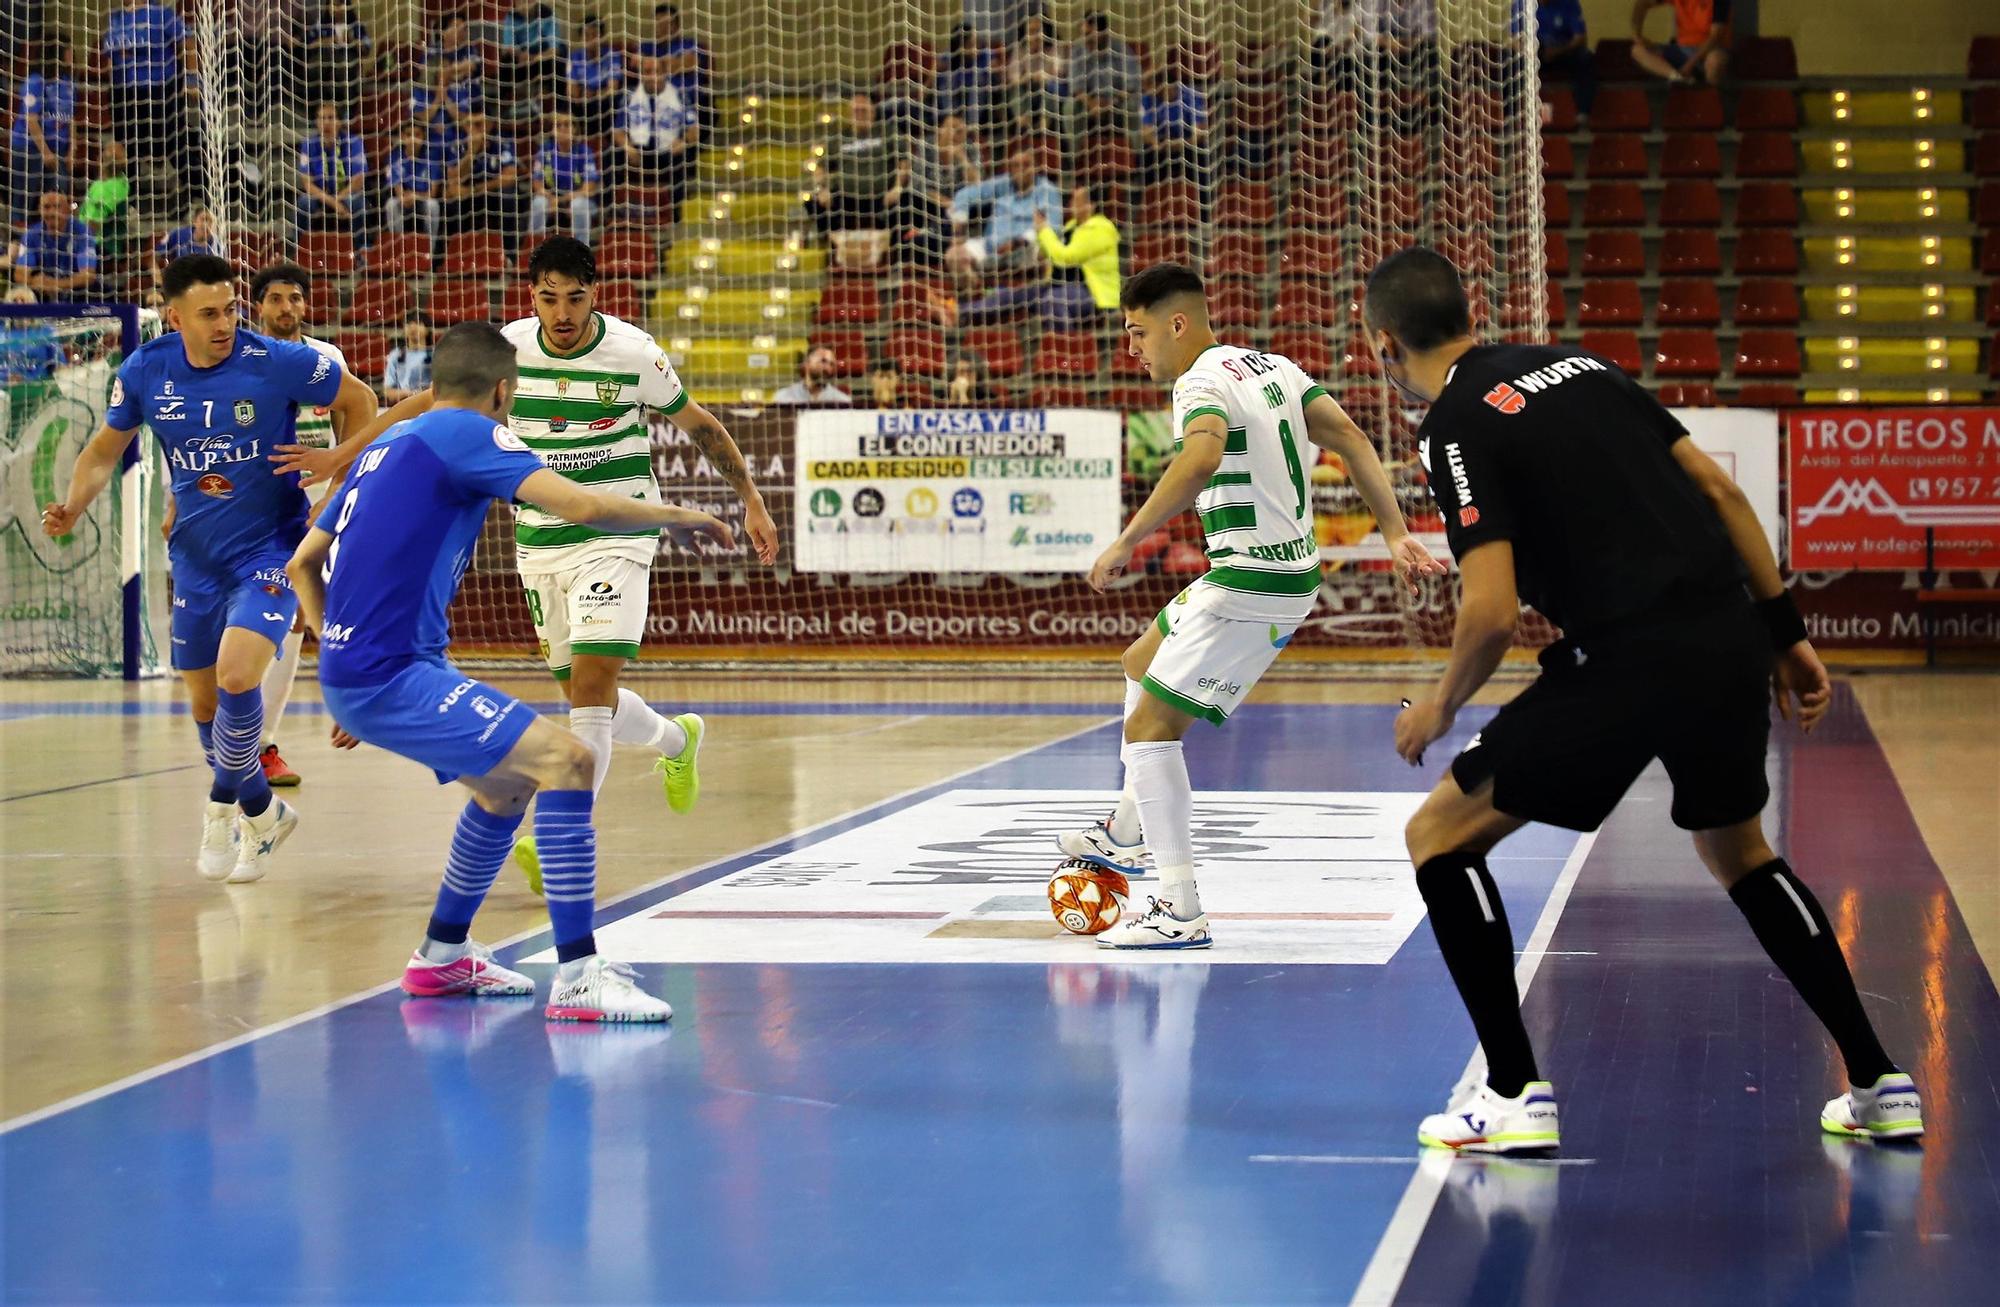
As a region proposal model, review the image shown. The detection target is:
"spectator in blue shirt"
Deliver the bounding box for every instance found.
[1068,12,1142,132]
[1140,69,1207,183]
[380,313,433,404]
[410,60,476,178]
[530,112,600,246]
[945,143,1062,296]
[614,59,700,207]
[639,4,712,131]
[8,40,80,225]
[1537,0,1597,117]
[502,0,566,106]
[566,15,626,144]
[103,0,197,187]
[937,23,998,134]
[384,122,445,247]
[150,205,219,296]
[297,102,370,244]
[303,0,371,111]
[442,112,526,247]
[13,191,99,301]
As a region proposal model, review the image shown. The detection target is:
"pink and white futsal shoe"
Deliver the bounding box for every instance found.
[399,941,537,998]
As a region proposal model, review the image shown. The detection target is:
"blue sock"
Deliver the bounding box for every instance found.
[195,718,221,799]
[426,803,527,945]
[535,790,598,963]
[214,686,271,817]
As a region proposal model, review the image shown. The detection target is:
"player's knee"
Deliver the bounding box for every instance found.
[548,735,595,790]
[214,664,261,695]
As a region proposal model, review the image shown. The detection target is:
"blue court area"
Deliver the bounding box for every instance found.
[4,695,1997,1304]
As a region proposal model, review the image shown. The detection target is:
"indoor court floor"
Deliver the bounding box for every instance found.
[1,668,1996,1305]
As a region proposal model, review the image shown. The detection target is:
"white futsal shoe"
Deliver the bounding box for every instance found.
[1418,1077,1561,1154]
[1096,896,1212,950]
[1057,817,1153,877]
[546,956,673,1023]
[1821,1072,1924,1140]
[228,799,298,884]
[197,800,241,880]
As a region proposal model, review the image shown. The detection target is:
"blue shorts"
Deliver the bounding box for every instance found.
[169,551,300,671]
[322,660,536,784]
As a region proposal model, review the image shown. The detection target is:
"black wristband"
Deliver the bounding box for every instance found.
[1756,591,1808,651]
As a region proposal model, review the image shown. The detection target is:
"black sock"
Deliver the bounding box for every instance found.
[1417,852,1540,1098]
[1728,859,1897,1087]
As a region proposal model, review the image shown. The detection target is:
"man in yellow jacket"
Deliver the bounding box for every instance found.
[1033,183,1121,326]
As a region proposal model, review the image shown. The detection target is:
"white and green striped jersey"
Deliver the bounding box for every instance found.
[500,312,689,572]
[1172,343,1325,621]
[294,335,349,507]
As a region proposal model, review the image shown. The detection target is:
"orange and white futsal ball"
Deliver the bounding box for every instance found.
[1048,858,1131,935]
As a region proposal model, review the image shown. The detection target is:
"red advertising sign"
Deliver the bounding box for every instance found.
[1787,408,2000,570]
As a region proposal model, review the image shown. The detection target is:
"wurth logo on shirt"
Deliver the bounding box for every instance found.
[1445,441,1478,527]
[1483,383,1526,415]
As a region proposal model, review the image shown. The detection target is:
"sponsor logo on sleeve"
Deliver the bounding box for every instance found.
[111,377,125,407]
[308,355,332,385]
[493,425,530,452]
[1482,383,1526,415]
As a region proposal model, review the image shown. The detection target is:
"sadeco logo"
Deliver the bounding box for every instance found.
[1009,526,1095,548]
[951,487,983,518]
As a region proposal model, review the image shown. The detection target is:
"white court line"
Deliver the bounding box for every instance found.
[0,714,1116,1137]
[1251,1155,1596,1167]
[1346,829,1600,1307]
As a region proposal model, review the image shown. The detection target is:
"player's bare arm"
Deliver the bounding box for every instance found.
[272,376,412,484]
[514,468,737,552]
[1395,540,1518,765]
[670,400,778,563]
[1087,418,1227,592]
[1671,436,1831,732]
[41,423,141,535]
[1303,393,1446,595]
[285,528,333,641]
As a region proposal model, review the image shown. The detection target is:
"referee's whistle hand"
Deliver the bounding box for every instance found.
[1394,698,1450,765]
[1773,643,1833,734]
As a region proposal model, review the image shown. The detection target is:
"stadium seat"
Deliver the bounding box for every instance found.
[1543,181,1572,228]
[1987,238,2000,277]
[1660,180,1722,226]
[1975,88,2000,130]
[1546,282,1568,328]
[1111,339,1149,377]
[1733,87,1800,131]
[1586,135,1650,179]
[808,328,868,377]
[878,40,936,87]
[366,233,431,279]
[1734,331,1803,377]
[1734,36,1798,80]
[1734,383,1801,406]
[1593,39,1644,82]
[1288,181,1347,229]
[1657,279,1722,325]
[1215,182,1277,227]
[1545,231,1570,277]
[501,282,533,322]
[296,232,356,277]
[596,231,657,278]
[1272,281,1339,328]
[1030,385,1091,409]
[1989,290,2000,328]
[893,294,946,326]
[1578,280,1644,325]
[1208,282,1263,330]
[1541,87,1578,132]
[1973,36,2000,79]
[595,280,640,321]
[1582,230,1646,276]
[1659,229,1722,275]
[429,280,493,326]
[445,233,509,277]
[1439,231,1495,277]
[1107,386,1163,412]
[1979,132,2000,176]
[1661,135,1722,178]
[1341,334,1381,378]
[1663,87,1725,132]
[1734,230,1799,275]
[1656,382,1718,406]
[1583,182,1646,227]
[346,278,413,326]
[1735,182,1800,227]
[1142,182,1203,227]
[1978,182,2000,226]
[1734,280,1801,325]
[1032,332,1100,381]
[1269,328,1335,379]
[888,326,946,377]
[332,331,388,383]
[962,327,1025,379]
[1579,329,1643,374]
[1591,87,1653,132]
[1208,231,1269,282]
[816,277,881,326]
[1131,231,1194,268]
[1278,231,1342,279]
[1542,135,1575,178]
[230,232,276,273]
[1654,329,1722,377]
[1735,133,1799,177]
[1222,87,1288,175]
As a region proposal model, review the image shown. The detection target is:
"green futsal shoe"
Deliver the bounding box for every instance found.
[514,836,542,897]
[654,713,705,815]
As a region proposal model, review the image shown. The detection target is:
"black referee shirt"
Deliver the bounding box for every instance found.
[1417,343,1744,636]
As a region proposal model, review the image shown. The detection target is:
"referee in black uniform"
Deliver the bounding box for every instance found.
[1368,247,1922,1154]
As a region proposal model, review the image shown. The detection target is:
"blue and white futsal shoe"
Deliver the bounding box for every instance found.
[1096,896,1212,950]
[1058,817,1153,877]
[1419,1077,1562,1154]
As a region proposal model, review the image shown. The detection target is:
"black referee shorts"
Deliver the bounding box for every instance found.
[1451,602,1775,833]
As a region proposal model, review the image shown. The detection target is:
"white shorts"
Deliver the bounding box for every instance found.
[520,555,651,680]
[1140,582,1300,724]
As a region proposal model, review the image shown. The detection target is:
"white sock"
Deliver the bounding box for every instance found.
[1107,679,1145,843]
[611,687,686,756]
[259,628,304,748]
[570,706,615,795]
[1122,739,1200,915]
[420,936,469,963]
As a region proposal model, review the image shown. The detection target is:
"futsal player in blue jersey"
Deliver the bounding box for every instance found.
[43,254,379,883]
[286,322,731,1020]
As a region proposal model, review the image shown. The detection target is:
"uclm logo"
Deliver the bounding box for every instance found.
[1483,383,1526,415]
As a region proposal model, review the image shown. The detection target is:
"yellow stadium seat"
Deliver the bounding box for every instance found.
[1801,89,1961,129]
[1804,389,1984,405]
[713,95,823,134]
[1802,285,1978,325]
[652,287,820,332]
[665,238,827,279]
[1803,337,1981,376]
[1800,188,1969,224]
[697,144,812,186]
[691,386,777,408]
[1802,235,1973,273]
[660,336,808,380]
[1801,138,1964,175]
[679,191,805,228]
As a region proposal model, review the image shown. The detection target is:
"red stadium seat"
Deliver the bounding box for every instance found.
[1208,282,1263,331]
[1978,132,2000,176]
[1107,386,1163,412]
[1656,382,1718,406]
[1974,36,2000,79]
[1591,87,1652,133]
[332,330,388,382]
[1288,181,1347,229]
[594,280,640,321]
[888,326,946,377]
[1656,279,1721,325]
[1438,231,1495,277]
[1032,331,1100,380]
[1215,183,1277,228]
[1734,87,1799,131]
[1659,228,1721,275]
[1586,134,1649,178]
[1141,182,1202,227]
[366,233,431,279]
[346,278,414,326]
[1659,179,1721,226]
[1654,329,1722,377]
[1977,182,2000,226]
[1546,282,1568,328]
[962,326,1025,379]
[1735,182,1800,227]
[878,40,936,87]
[1986,236,2000,276]
[1582,182,1646,227]
[1578,280,1644,325]
[1663,87,1725,132]
[808,328,868,377]
[1545,231,1570,277]
[1734,331,1802,378]
[1581,230,1646,276]
[1579,329,1643,375]
[1661,135,1721,178]
[816,277,881,325]
[1544,181,1572,228]
[596,231,656,278]
[1130,231,1194,269]
[1540,87,1578,132]
[296,232,356,277]
[1208,231,1269,282]
[230,231,277,273]
[1593,38,1644,82]
[1735,133,1799,178]
[1341,334,1382,378]
[1734,383,1801,406]
[1733,230,1799,276]
[1734,36,1798,81]
[445,232,509,277]
[1734,280,1801,326]
[1030,385,1091,409]
[428,279,493,325]
[1988,290,2000,328]
[1278,231,1341,279]
[1272,280,1338,328]
[1269,328,1335,379]
[1974,88,2000,130]
[1541,135,1575,178]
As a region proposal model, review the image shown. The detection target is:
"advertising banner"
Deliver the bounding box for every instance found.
[1787,408,2000,570]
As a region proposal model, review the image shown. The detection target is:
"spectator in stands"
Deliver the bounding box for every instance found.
[1068,12,1142,133]
[297,101,369,245]
[774,347,853,406]
[567,13,627,144]
[1140,61,1207,183]
[530,111,599,245]
[890,112,984,272]
[79,142,132,261]
[945,354,993,407]
[614,57,700,207]
[1005,14,1069,136]
[938,23,999,136]
[381,312,433,404]
[639,4,712,131]
[411,39,480,168]
[946,142,1062,296]
[814,93,895,267]
[1631,0,1731,86]
[444,112,526,247]
[150,205,218,295]
[1537,0,1597,117]
[240,0,305,122]
[1309,0,1370,90]
[383,121,445,248]
[8,40,79,227]
[303,1,371,111]
[870,360,902,407]
[103,0,198,192]
[502,0,567,112]
[1033,183,1120,325]
[13,191,98,301]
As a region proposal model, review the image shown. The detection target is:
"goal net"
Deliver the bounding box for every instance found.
[11,0,1543,666]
